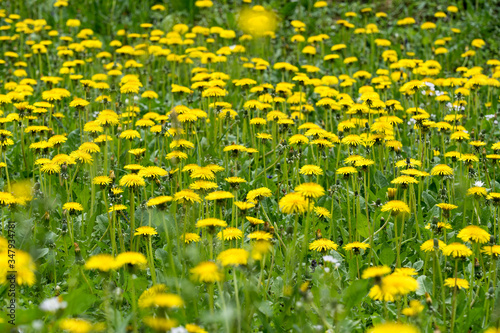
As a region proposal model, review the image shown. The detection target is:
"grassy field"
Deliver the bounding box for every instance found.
[1,0,500,332]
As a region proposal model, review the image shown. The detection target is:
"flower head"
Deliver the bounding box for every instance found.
[116,251,148,268]
[443,243,473,258]
[119,174,145,187]
[191,261,223,283]
[368,273,419,301]
[85,254,119,272]
[362,265,391,279]
[309,238,338,252]
[444,278,469,289]
[431,164,454,176]
[217,227,243,241]
[279,192,308,214]
[457,225,490,243]
[134,226,158,237]
[294,182,325,199]
[174,189,202,204]
[381,200,410,215]
[217,248,250,266]
[367,322,419,333]
[196,218,227,228]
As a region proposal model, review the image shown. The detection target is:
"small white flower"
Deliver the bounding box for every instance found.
[424,82,435,89]
[39,297,67,313]
[323,255,336,263]
[324,267,331,273]
[114,287,123,297]
[474,181,485,187]
[32,320,44,330]
[485,114,495,120]
[171,327,188,333]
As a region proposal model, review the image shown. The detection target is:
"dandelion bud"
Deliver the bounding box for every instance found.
[315,229,322,240]
[311,259,317,271]
[299,281,310,294]
[74,243,84,265]
[61,219,68,235]
[425,292,432,306]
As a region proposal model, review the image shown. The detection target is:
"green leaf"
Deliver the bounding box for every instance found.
[331,198,342,223]
[270,276,284,298]
[421,191,437,208]
[279,2,298,18]
[379,247,395,266]
[413,259,424,272]
[356,214,370,238]
[63,286,98,316]
[374,170,389,189]
[480,206,491,225]
[32,248,49,261]
[342,279,369,311]
[416,275,432,296]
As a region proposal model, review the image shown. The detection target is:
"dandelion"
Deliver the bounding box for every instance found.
[191,261,223,283]
[279,192,308,214]
[217,227,243,241]
[444,278,469,289]
[381,200,410,215]
[119,174,145,187]
[344,242,370,253]
[174,190,202,204]
[457,225,490,243]
[431,164,454,176]
[59,318,93,333]
[196,218,227,228]
[443,243,473,258]
[115,251,148,268]
[367,322,419,333]
[299,165,323,175]
[295,182,325,199]
[362,266,391,279]
[309,238,338,252]
[183,233,201,244]
[217,248,250,266]
[134,226,158,236]
[84,254,119,272]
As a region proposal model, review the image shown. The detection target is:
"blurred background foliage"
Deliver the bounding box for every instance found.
[5,0,500,54]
